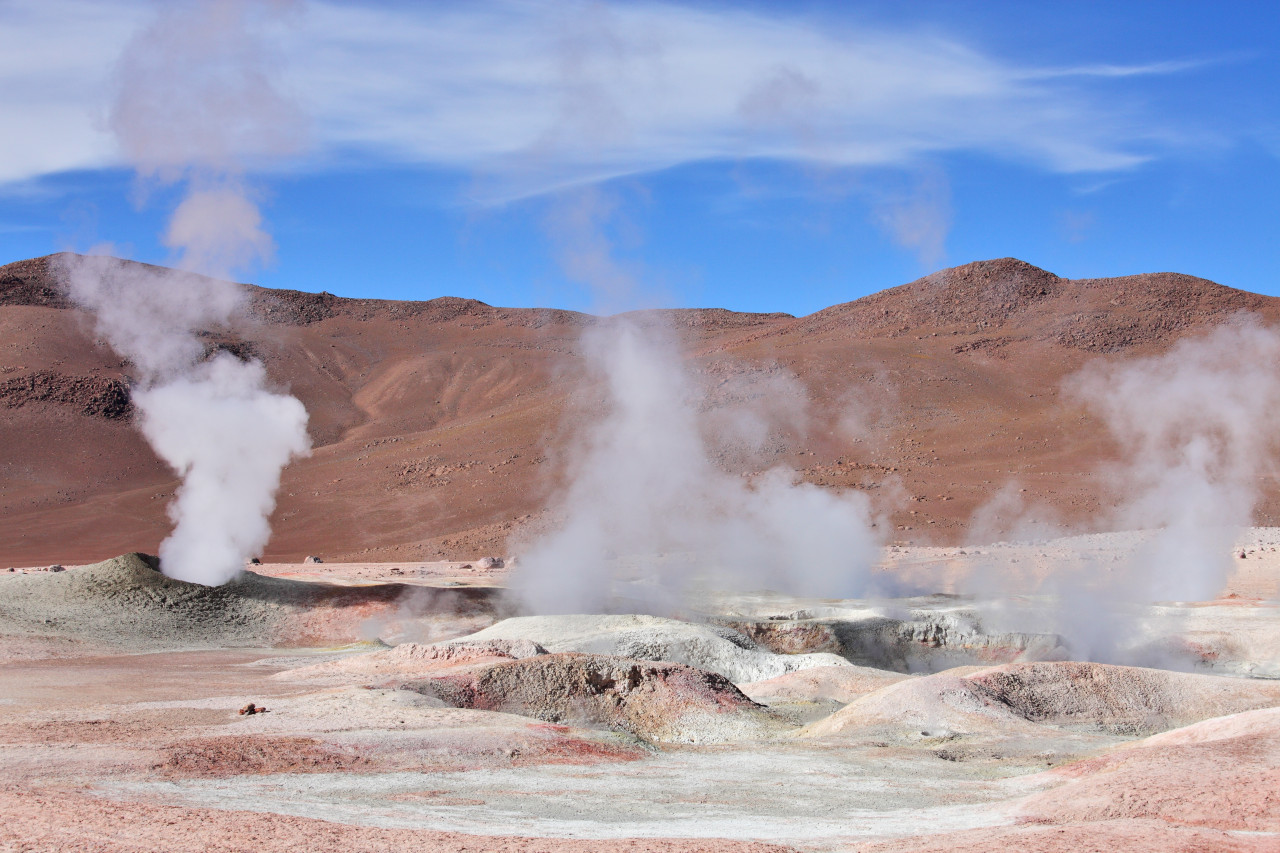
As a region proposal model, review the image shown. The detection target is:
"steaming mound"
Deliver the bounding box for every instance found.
[277,638,547,683]
[0,553,285,649]
[456,614,851,683]
[807,661,1280,739]
[406,652,786,744]
[1018,706,1280,833]
[0,553,504,652]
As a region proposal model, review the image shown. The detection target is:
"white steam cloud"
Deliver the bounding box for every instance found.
[513,320,885,613]
[134,356,309,585]
[61,0,310,586]
[512,188,885,613]
[1074,320,1280,602]
[970,318,1280,663]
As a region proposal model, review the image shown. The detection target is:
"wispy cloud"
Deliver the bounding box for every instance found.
[1,0,1208,198]
[1022,59,1217,79]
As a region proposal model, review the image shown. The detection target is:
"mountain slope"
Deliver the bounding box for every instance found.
[2,253,1277,565]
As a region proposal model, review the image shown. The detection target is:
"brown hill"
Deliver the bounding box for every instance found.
[3,253,1278,566]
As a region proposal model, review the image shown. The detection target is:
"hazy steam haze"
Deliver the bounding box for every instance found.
[60,0,310,585]
[972,318,1280,663]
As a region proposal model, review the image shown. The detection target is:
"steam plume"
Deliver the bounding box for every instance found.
[513,188,884,612]
[1072,320,1280,602]
[61,0,309,585]
[971,319,1280,662]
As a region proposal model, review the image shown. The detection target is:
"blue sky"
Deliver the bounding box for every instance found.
[2,0,1278,315]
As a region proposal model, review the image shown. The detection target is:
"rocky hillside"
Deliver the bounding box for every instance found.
[2,253,1278,565]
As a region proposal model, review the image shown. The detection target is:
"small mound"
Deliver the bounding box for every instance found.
[1139,704,1280,748]
[407,652,787,744]
[0,553,285,648]
[804,669,1038,739]
[807,661,1280,739]
[457,614,850,683]
[278,638,547,683]
[967,661,1280,734]
[1018,707,1280,833]
[0,552,505,651]
[739,664,908,705]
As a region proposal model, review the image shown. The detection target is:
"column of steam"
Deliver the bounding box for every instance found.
[511,190,885,614]
[61,0,310,586]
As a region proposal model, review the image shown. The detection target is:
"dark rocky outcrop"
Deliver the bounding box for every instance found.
[0,371,132,419]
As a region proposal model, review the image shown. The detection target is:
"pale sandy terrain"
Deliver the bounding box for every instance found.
[1,536,1277,852]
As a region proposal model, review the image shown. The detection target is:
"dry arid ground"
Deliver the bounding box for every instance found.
[0,542,1277,852]
[3,255,1280,851]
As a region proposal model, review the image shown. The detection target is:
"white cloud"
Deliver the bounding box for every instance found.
[0,0,1200,198]
[0,0,140,183]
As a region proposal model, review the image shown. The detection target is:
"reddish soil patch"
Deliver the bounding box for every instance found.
[156,736,375,778]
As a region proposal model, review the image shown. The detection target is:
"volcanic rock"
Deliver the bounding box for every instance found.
[0,370,132,420]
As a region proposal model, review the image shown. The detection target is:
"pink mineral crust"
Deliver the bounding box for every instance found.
[862,707,1280,852]
[0,788,799,853]
[856,819,1278,853]
[1017,706,1280,832]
